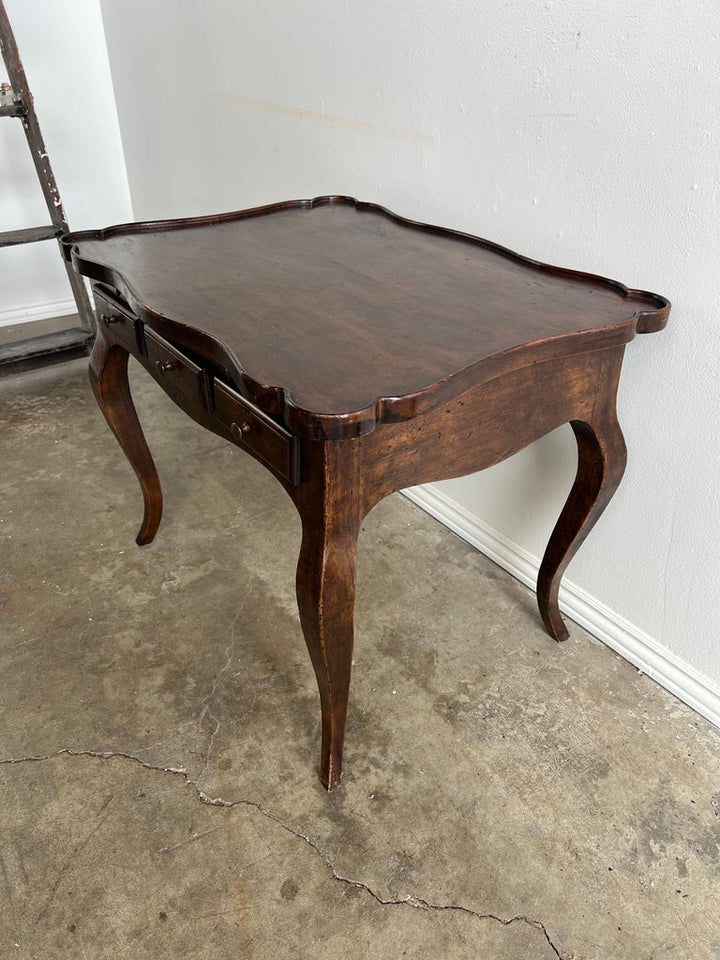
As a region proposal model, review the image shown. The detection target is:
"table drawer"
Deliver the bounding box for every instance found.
[94,289,141,354]
[214,379,299,484]
[144,328,210,409]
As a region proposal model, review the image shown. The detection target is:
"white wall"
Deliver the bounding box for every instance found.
[0,0,132,326]
[100,1,720,721]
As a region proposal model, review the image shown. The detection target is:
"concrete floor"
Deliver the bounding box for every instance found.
[1,357,719,960]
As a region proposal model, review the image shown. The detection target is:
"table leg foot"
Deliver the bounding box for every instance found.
[295,498,360,791]
[537,414,627,642]
[89,333,163,546]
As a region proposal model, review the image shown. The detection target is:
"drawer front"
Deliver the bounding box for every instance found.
[214,379,299,485]
[144,328,210,410]
[94,290,141,354]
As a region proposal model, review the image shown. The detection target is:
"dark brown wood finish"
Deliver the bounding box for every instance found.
[63,197,668,439]
[65,197,669,789]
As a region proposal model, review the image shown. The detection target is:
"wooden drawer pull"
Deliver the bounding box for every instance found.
[231,420,252,440]
[215,379,298,484]
[155,359,177,374]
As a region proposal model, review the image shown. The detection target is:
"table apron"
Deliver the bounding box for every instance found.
[358,344,626,512]
[94,330,299,490]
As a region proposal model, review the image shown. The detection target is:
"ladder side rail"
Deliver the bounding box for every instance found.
[0,0,96,332]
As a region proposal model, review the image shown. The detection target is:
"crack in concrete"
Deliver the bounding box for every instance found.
[1,749,569,958]
[195,592,252,785]
[158,826,221,854]
[35,792,114,924]
[256,810,569,960]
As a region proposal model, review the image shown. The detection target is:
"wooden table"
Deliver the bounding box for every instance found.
[62,197,669,789]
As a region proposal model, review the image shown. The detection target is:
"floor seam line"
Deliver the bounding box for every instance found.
[0,749,568,958]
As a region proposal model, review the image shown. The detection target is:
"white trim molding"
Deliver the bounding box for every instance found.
[403,483,720,732]
[0,297,77,329]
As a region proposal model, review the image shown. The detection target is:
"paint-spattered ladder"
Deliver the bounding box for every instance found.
[0,0,94,368]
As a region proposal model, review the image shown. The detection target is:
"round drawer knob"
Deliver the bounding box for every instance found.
[101,314,121,326]
[154,359,176,374]
[231,421,252,441]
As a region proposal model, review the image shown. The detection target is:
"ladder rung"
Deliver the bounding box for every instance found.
[0,225,61,247]
[0,102,25,117]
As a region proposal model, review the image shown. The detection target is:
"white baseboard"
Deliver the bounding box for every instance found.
[0,297,77,329]
[403,483,720,732]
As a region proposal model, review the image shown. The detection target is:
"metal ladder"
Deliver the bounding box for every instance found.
[0,0,94,369]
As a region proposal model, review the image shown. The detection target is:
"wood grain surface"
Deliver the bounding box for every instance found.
[64,197,669,440]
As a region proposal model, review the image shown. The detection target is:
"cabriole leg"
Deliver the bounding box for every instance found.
[89,332,162,545]
[537,412,627,641]
[294,443,362,789]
